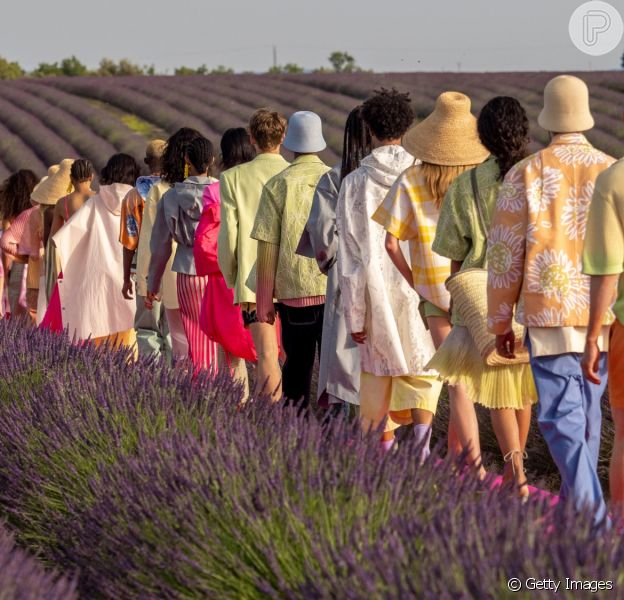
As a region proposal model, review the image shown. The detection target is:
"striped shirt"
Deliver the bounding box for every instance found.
[372,164,451,312]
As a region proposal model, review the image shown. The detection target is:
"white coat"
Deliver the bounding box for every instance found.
[336,146,437,377]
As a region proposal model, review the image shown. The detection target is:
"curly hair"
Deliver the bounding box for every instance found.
[361,88,414,141]
[220,128,256,171]
[341,106,372,181]
[249,109,287,152]
[186,137,215,175]
[161,128,203,184]
[99,154,141,186]
[0,169,38,221]
[478,97,530,179]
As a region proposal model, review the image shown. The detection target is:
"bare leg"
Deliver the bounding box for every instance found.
[610,407,624,520]
[449,383,485,477]
[516,404,532,452]
[491,407,528,498]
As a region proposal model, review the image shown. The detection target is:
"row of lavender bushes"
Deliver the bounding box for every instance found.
[0,317,623,599]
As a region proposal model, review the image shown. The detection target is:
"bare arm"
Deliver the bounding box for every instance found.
[582,274,619,384]
[385,232,413,287]
[122,247,136,300]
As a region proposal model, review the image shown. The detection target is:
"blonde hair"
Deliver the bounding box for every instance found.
[420,162,478,208]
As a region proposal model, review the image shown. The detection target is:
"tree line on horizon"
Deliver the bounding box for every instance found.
[0,51,361,80]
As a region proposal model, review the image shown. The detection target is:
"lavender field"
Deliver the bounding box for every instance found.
[0,317,623,599]
[0,71,623,178]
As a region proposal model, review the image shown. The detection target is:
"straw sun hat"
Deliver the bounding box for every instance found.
[31,159,74,206]
[402,92,489,166]
[446,268,528,366]
[538,75,594,133]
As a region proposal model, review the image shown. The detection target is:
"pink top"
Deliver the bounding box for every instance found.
[0,207,38,257]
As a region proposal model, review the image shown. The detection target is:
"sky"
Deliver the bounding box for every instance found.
[1,0,622,73]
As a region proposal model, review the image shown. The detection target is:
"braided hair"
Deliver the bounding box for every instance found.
[477,97,530,180]
[186,137,215,175]
[0,169,38,221]
[341,106,372,181]
[161,128,203,184]
[70,159,94,183]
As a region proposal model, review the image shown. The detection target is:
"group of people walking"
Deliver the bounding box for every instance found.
[0,73,623,527]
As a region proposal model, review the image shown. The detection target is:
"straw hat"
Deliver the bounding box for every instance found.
[145,139,166,160]
[31,164,59,198]
[283,111,326,153]
[402,92,489,166]
[538,75,594,133]
[31,159,74,206]
[446,268,529,366]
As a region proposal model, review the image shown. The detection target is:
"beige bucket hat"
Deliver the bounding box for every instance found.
[538,75,594,133]
[31,159,74,206]
[402,92,489,166]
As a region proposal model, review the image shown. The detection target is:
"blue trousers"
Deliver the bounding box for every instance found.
[529,347,608,524]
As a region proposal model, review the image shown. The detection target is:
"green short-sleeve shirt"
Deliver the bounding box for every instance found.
[432,156,500,325]
[252,155,331,299]
[583,159,624,325]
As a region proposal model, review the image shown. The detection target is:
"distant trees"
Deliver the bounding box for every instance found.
[0,57,24,80]
[32,55,89,77]
[96,58,149,77]
[328,51,357,73]
[175,64,233,76]
[268,63,304,74]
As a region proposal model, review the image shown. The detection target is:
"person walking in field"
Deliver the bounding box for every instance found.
[147,137,219,372]
[119,139,170,360]
[252,111,331,409]
[582,157,624,520]
[427,97,537,497]
[194,128,258,397]
[140,128,202,364]
[52,153,141,349]
[218,109,289,400]
[297,106,372,414]
[487,75,615,525]
[338,88,442,459]
[373,91,489,470]
[0,169,38,318]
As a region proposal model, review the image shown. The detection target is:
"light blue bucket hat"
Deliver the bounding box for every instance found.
[283,111,327,153]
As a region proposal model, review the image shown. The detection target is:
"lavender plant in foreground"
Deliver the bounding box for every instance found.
[0,523,77,600]
[0,318,623,599]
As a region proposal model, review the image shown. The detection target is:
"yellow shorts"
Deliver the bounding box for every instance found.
[360,372,442,429]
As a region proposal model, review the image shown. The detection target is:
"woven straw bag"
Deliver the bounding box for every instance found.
[445,168,529,366]
[446,268,528,366]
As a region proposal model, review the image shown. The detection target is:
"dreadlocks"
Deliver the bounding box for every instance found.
[341,106,372,181]
[186,137,215,176]
[161,128,203,184]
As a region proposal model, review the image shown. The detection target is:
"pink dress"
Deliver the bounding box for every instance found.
[194,182,256,363]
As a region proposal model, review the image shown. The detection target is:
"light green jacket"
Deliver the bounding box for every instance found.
[218,153,289,304]
[252,155,331,300]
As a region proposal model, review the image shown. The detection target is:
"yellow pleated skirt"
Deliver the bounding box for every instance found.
[427,325,536,410]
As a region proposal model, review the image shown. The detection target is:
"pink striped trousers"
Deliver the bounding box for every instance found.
[176,273,219,372]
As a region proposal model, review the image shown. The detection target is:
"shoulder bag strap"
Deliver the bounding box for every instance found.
[470,167,490,240]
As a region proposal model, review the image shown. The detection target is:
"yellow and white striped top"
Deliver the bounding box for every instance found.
[372,164,451,312]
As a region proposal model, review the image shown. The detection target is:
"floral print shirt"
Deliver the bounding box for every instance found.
[487,134,615,334]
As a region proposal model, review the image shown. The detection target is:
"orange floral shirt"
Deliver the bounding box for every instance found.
[487,134,615,334]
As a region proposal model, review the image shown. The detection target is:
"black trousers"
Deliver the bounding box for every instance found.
[276,303,324,409]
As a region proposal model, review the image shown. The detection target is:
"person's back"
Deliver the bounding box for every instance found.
[219,152,288,304]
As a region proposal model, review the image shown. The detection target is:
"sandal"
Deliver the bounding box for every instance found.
[503,450,529,501]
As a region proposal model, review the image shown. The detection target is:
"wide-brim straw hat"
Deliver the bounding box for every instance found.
[283,111,326,153]
[31,164,59,199]
[31,159,74,206]
[402,92,489,166]
[446,268,529,366]
[538,75,594,133]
